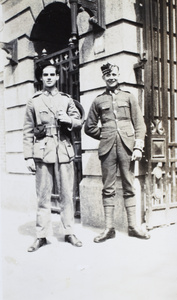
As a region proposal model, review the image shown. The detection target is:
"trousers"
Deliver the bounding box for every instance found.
[35,159,74,238]
[100,133,136,208]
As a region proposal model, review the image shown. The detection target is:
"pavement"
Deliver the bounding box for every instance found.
[0,208,177,300]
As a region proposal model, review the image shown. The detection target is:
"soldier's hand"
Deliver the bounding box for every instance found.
[26,158,36,172]
[131,149,142,161]
[57,110,71,125]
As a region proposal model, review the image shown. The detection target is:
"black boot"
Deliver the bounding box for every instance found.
[94,206,115,243]
[28,238,47,252]
[126,205,150,239]
[128,226,150,239]
[65,234,82,247]
[94,228,116,243]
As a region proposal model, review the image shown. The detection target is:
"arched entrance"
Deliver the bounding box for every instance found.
[30,2,72,55]
[30,2,83,218]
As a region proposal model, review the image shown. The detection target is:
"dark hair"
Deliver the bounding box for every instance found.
[35,61,58,82]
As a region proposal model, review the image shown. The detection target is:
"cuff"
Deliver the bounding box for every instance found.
[133,139,144,151]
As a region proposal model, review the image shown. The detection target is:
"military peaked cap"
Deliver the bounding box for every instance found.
[101,62,119,75]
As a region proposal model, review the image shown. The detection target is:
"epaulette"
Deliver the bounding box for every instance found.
[97,94,103,98]
[116,88,130,94]
[97,90,107,98]
[32,91,43,98]
[60,91,71,98]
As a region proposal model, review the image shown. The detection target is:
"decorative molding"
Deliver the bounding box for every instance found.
[151,137,166,160]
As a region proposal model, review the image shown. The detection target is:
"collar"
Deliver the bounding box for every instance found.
[43,88,59,96]
[107,88,120,95]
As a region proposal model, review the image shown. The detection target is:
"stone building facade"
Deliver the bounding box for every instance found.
[0,0,176,230]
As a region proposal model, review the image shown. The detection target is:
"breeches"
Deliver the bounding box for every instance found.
[100,134,136,208]
[35,159,74,238]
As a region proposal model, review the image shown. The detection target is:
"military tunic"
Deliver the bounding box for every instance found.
[23,88,82,237]
[85,88,146,208]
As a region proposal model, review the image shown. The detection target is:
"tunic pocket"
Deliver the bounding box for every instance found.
[100,103,111,113]
[33,140,45,160]
[39,110,49,123]
[118,103,130,119]
[57,140,74,163]
[126,131,134,137]
[100,132,108,139]
[99,103,112,122]
[66,143,75,158]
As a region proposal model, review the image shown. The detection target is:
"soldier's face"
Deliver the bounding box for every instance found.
[42,66,59,89]
[103,66,119,89]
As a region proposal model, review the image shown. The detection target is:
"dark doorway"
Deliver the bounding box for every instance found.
[30,2,71,55]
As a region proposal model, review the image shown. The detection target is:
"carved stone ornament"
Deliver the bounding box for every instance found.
[78,0,105,31]
[0,39,18,65]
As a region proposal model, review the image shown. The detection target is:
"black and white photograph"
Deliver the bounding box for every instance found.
[0,1,177,299]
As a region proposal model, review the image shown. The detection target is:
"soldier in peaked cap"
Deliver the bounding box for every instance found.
[23,61,83,251]
[85,62,150,242]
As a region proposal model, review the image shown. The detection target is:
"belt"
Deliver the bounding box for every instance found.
[45,125,59,136]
